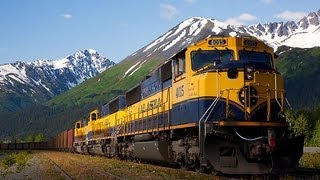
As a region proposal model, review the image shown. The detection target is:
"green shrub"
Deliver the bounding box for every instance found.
[301,153,320,168]
[1,151,32,172]
[2,154,16,168]
[308,120,320,146]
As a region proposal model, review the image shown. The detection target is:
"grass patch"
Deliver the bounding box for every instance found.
[1,151,32,172]
[301,153,320,168]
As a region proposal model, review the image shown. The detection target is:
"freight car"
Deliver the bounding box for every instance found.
[0,142,47,150]
[67,36,304,175]
[47,129,74,152]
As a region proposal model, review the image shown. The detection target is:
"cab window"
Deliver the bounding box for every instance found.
[191,50,234,71]
[91,113,97,121]
[76,122,81,129]
[239,50,273,68]
[173,56,185,77]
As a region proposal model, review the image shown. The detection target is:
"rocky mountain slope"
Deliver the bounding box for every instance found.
[0,49,114,112]
[239,10,320,49]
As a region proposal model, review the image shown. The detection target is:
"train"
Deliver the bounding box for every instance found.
[0,131,73,151]
[32,36,306,175]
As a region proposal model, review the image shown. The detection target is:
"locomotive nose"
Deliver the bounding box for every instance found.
[204,134,270,174]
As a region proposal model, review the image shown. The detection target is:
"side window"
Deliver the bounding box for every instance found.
[91,113,97,121]
[173,57,185,77]
[76,122,81,129]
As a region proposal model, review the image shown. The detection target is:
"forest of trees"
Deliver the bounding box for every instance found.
[287,106,320,146]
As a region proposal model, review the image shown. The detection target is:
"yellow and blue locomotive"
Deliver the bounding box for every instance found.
[73,36,304,174]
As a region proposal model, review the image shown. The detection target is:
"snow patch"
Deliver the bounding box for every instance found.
[131,52,137,56]
[163,29,187,51]
[124,61,141,77]
[229,32,237,37]
[211,19,226,34]
[0,64,29,84]
[128,60,147,77]
[278,51,286,55]
[88,49,97,54]
[143,30,173,52]
[52,58,69,69]
[68,82,77,88]
[190,19,208,36]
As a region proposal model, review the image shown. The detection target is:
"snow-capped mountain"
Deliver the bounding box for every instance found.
[0,49,114,110]
[126,17,237,61]
[121,17,240,76]
[124,10,320,73]
[239,10,320,49]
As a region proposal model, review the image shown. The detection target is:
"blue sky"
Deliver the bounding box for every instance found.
[0,0,319,64]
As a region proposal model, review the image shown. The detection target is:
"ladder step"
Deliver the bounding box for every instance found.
[111,125,123,137]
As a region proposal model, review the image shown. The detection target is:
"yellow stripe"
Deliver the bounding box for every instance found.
[77,123,198,141]
[121,122,197,136]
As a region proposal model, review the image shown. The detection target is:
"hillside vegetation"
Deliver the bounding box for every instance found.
[49,59,159,107]
[275,46,320,146]
[276,46,320,109]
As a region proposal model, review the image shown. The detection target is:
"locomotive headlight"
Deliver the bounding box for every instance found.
[245,66,254,80]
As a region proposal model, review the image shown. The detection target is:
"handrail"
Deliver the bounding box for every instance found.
[199,92,222,157]
[219,87,286,122]
[285,97,293,110]
[111,124,123,137]
[273,73,282,108]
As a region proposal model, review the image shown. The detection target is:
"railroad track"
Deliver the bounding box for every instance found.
[41,153,124,180]
[39,151,320,179]
[286,167,320,178]
[238,168,320,179]
[44,155,73,180]
[74,162,125,180]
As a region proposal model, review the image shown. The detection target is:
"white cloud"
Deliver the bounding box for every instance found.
[184,0,196,4]
[160,4,178,20]
[274,10,307,21]
[224,13,257,26]
[239,13,257,21]
[61,13,72,19]
[260,0,273,4]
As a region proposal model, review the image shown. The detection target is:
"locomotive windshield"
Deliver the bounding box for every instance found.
[191,50,234,71]
[239,50,273,68]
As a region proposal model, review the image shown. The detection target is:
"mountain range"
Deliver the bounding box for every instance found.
[0,49,114,112]
[240,10,320,49]
[128,10,320,61]
[2,10,320,111]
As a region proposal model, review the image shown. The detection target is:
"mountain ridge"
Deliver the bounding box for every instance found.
[121,9,320,72]
[0,49,114,112]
